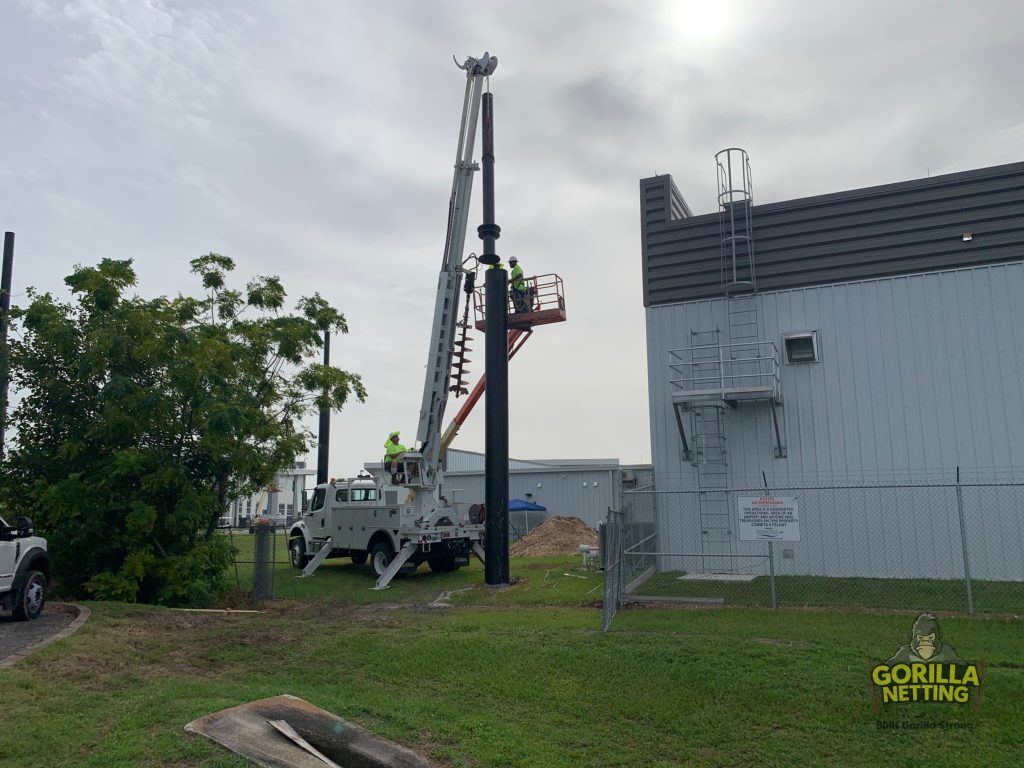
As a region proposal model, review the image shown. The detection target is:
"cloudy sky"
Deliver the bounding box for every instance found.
[2,0,1022,478]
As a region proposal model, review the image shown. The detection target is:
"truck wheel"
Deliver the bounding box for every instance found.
[289,538,310,568]
[428,557,458,573]
[350,551,367,566]
[370,541,395,578]
[13,571,46,621]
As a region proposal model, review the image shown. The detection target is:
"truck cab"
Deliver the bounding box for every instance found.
[0,515,49,621]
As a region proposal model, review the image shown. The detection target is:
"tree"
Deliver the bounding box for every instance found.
[2,256,365,605]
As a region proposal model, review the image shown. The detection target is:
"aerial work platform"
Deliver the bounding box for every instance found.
[472,272,566,332]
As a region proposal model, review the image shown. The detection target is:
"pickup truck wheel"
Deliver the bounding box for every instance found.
[428,557,458,573]
[289,538,310,568]
[13,571,46,621]
[350,551,367,566]
[370,541,395,578]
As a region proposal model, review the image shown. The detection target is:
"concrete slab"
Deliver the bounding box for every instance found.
[677,572,758,582]
[185,694,429,768]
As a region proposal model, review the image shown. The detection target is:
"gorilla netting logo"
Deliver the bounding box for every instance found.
[871,614,981,708]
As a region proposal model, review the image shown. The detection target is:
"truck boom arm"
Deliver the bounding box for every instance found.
[415,53,497,482]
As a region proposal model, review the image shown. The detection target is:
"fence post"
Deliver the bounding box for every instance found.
[954,467,974,615]
[253,521,275,600]
[617,511,625,608]
[763,471,777,609]
[602,507,625,633]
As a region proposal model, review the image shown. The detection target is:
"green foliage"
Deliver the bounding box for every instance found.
[3,256,365,605]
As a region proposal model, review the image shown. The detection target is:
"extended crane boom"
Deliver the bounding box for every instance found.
[290,54,565,590]
[412,52,496,487]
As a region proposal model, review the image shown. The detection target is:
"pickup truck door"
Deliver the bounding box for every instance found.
[0,519,16,593]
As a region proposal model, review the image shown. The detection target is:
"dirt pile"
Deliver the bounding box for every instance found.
[510,516,598,557]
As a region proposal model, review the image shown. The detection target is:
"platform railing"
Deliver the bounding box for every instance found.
[668,341,780,401]
[473,272,566,329]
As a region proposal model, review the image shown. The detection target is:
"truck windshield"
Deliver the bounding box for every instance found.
[310,488,326,511]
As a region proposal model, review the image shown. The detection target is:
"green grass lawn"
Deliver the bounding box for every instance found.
[222,530,604,606]
[1,544,1021,767]
[634,571,1024,614]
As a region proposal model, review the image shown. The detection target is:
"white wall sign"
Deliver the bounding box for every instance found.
[738,496,800,541]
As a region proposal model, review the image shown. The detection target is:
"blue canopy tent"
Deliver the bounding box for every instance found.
[509,498,547,512]
[508,499,547,541]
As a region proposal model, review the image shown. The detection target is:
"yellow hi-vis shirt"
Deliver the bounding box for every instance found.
[384,433,407,458]
[510,264,525,291]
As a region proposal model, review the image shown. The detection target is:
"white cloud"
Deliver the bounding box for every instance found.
[2,0,1022,479]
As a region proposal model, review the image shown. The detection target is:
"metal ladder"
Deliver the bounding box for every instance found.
[694,405,733,573]
[685,329,731,572]
[726,294,761,390]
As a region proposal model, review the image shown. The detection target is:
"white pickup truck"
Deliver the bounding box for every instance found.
[0,515,49,620]
[287,476,484,584]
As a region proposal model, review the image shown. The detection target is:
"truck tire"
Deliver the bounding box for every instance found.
[350,551,368,566]
[12,571,46,621]
[428,557,458,573]
[370,541,395,578]
[289,537,310,569]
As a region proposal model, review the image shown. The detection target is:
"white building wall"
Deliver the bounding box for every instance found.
[645,262,1024,580]
[226,465,316,525]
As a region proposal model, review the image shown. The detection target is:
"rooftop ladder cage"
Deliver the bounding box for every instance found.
[716,148,756,294]
[473,272,566,332]
[668,341,781,404]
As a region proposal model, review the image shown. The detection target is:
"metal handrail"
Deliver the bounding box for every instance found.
[668,340,780,396]
[473,272,565,321]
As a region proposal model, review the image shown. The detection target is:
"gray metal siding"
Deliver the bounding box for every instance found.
[642,161,1024,305]
[640,175,693,307]
[445,450,544,472]
[443,469,618,529]
[645,262,1024,579]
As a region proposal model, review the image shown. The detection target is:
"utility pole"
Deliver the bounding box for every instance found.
[316,330,331,485]
[0,232,14,461]
[478,93,510,586]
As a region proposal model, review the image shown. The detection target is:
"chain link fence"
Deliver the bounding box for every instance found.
[603,476,1024,630]
[510,509,547,542]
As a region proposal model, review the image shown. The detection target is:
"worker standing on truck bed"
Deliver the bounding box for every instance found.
[384,430,407,483]
[509,256,528,313]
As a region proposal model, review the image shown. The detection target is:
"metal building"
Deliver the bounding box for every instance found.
[368,449,653,532]
[640,157,1024,580]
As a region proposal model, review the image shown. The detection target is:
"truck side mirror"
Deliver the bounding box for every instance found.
[16,517,34,537]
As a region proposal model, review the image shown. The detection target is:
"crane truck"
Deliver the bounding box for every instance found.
[287,53,499,589]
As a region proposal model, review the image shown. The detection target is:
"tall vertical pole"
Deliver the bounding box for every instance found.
[955,466,974,614]
[0,232,14,461]
[316,330,331,485]
[763,471,777,609]
[478,92,509,586]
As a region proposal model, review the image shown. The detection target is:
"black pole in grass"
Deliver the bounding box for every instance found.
[0,232,14,461]
[478,92,509,586]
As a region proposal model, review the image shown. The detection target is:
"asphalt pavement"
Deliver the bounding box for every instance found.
[0,605,76,662]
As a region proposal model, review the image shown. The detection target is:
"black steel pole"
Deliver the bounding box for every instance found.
[479,93,509,585]
[0,232,14,461]
[316,330,331,485]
